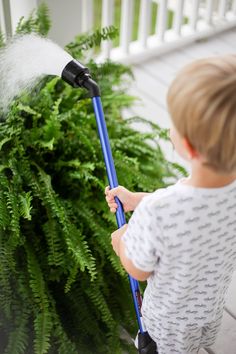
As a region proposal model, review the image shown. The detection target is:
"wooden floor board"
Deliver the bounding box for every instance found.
[218,28,236,46]
[131,66,168,109]
[138,58,176,86]
[225,271,236,319]
[210,311,236,354]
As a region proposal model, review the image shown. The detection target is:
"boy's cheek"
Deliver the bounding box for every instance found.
[170,127,189,160]
[169,126,179,149]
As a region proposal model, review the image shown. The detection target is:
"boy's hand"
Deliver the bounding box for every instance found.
[111,224,128,256]
[105,186,137,213]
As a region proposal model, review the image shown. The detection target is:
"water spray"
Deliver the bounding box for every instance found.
[0,35,157,354]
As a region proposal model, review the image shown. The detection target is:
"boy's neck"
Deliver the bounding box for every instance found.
[183,161,236,188]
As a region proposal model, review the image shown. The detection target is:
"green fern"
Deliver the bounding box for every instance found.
[0,3,186,354]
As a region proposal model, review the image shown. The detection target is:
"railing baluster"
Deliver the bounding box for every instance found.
[120,0,134,54]
[218,0,227,18]
[138,0,152,47]
[0,0,6,37]
[101,0,114,58]
[156,0,168,41]
[190,0,200,31]
[206,0,214,24]
[174,0,184,36]
[81,0,93,33]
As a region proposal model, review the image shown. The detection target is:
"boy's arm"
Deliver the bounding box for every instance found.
[111,224,152,281]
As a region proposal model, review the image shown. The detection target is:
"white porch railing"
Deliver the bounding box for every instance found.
[1,0,236,64]
[98,0,236,64]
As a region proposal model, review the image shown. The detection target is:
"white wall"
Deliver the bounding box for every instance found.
[0,0,85,46]
[39,0,83,47]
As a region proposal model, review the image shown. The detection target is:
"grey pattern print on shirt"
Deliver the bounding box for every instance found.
[122,181,236,352]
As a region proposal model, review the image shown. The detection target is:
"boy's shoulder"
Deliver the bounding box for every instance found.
[142,181,190,210]
[139,179,236,235]
[143,178,236,211]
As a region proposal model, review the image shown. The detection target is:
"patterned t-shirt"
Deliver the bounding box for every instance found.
[122,179,236,336]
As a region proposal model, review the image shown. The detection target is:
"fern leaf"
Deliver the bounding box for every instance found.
[0,190,10,229]
[43,217,65,267]
[52,312,78,354]
[64,264,79,293]
[35,166,97,279]
[66,26,118,57]
[26,245,52,354]
[34,312,52,354]
[85,281,115,331]
[36,3,51,36]
[19,192,32,220]
[4,307,30,354]
[0,231,12,319]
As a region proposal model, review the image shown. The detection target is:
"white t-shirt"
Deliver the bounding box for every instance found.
[122,179,236,336]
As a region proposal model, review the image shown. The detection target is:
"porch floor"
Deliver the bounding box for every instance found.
[126,27,236,354]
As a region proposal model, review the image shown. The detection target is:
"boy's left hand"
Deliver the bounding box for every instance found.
[111,224,128,256]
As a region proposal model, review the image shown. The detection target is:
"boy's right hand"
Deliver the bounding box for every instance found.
[105,186,137,213]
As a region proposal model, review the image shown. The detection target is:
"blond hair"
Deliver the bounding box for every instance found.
[167,55,236,174]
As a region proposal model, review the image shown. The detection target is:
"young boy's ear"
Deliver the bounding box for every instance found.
[182,137,199,159]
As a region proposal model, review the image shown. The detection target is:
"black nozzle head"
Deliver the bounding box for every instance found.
[61,59,100,97]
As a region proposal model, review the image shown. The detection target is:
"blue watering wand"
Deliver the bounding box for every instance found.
[62,60,158,354]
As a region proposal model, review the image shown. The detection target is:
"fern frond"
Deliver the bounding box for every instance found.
[19,192,32,220]
[35,166,97,279]
[4,306,30,354]
[26,245,52,354]
[76,201,125,276]
[43,217,65,267]
[85,280,115,331]
[0,190,10,229]
[0,28,5,48]
[64,264,79,293]
[0,231,13,319]
[34,312,52,354]
[66,26,118,57]
[52,311,78,354]
[4,187,21,243]
[36,3,51,36]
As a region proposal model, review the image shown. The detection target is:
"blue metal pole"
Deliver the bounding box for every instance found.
[92,96,146,334]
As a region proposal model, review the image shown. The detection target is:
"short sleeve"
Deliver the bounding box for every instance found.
[122,195,163,272]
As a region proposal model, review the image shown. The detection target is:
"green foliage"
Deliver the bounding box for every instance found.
[66,26,119,59]
[0,29,4,48]
[0,4,186,354]
[15,2,50,36]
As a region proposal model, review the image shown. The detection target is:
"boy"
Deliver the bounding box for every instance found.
[105,55,236,354]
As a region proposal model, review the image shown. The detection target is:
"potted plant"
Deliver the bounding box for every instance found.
[0,4,185,354]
